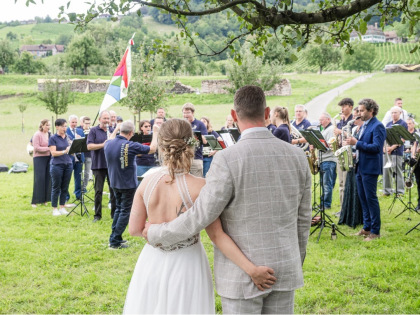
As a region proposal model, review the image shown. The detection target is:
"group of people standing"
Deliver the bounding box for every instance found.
[264,97,419,241]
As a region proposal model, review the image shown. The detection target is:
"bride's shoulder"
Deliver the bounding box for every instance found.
[186,173,205,187]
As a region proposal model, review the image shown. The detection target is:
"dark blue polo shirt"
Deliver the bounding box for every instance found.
[273,124,291,143]
[105,135,150,189]
[267,124,276,134]
[87,125,113,170]
[292,119,311,130]
[48,134,72,165]
[337,114,354,130]
[136,153,156,167]
[386,119,408,156]
[190,118,208,160]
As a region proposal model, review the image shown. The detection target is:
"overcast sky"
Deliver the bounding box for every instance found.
[0,0,106,23]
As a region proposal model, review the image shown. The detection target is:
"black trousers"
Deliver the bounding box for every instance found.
[92,169,116,219]
[414,165,420,207]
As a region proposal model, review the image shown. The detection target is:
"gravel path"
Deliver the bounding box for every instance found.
[305,74,374,122]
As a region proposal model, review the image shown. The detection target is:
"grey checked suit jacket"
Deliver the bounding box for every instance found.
[148,129,312,299]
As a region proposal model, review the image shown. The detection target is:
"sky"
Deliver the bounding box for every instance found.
[0,0,106,23]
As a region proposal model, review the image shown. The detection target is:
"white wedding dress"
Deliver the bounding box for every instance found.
[123,170,215,314]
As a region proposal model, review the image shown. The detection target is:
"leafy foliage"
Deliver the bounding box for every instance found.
[65,34,103,75]
[226,45,282,92]
[342,42,376,72]
[305,44,342,74]
[13,51,45,74]
[38,78,74,119]
[120,54,173,121]
[0,40,16,73]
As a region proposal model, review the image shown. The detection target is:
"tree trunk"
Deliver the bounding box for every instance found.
[319,66,323,74]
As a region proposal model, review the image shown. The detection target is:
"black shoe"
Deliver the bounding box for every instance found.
[93,217,101,223]
[108,243,129,250]
[121,240,128,244]
[415,206,420,212]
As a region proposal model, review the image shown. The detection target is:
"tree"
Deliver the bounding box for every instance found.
[20,0,417,59]
[342,42,376,72]
[38,78,73,120]
[6,32,17,41]
[121,54,171,122]
[0,40,16,73]
[305,44,341,74]
[226,45,282,92]
[13,52,46,74]
[65,34,103,75]
[18,104,27,133]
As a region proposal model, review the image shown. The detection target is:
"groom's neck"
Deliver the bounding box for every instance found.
[237,120,265,133]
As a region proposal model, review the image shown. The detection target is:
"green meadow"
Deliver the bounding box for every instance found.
[0,72,419,313]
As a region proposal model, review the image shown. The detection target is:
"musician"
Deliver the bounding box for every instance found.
[334,98,354,207]
[182,103,208,178]
[404,117,417,162]
[136,120,156,178]
[78,116,92,192]
[338,107,363,227]
[221,114,238,131]
[104,121,158,249]
[410,137,420,211]
[317,112,337,210]
[66,114,85,201]
[109,110,118,129]
[150,107,166,128]
[344,99,386,241]
[291,105,311,146]
[201,116,221,177]
[383,106,408,196]
[265,111,276,134]
[382,98,409,126]
[271,106,291,143]
[87,111,118,222]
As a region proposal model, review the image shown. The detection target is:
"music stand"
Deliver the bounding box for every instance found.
[301,130,346,242]
[385,125,416,217]
[67,138,91,217]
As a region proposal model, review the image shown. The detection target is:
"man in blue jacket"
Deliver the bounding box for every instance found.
[344,99,386,241]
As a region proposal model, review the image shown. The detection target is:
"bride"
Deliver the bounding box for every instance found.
[124,119,276,314]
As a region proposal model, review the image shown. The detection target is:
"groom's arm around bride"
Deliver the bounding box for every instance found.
[144,85,312,314]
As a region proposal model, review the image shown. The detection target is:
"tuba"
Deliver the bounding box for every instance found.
[290,122,309,150]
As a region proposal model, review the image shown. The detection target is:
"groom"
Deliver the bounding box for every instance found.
[144,85,312,314]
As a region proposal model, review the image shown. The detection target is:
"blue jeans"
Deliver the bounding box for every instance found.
[137,165,154,177]
[356,173,381,234]
[203,156,213,178]
[109,188,136,246]
[320,161,337,209]
[50,163,73,208]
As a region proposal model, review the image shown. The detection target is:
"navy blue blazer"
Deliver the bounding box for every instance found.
[355,116,386,175]
[66,127,85,163]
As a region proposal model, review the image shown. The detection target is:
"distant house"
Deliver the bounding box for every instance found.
[384,31,402,44]
[350,23,386,43]
[20,19,35,25]
[20,44,65,57]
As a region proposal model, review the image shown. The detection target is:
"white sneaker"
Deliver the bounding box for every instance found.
[52,209,61,216]
[59,208,69,215]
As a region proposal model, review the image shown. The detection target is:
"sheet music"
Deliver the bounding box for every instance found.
[220,133,235,147]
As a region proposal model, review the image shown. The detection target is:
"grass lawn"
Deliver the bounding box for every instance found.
[0,166,419,313]
[0,72,419,313]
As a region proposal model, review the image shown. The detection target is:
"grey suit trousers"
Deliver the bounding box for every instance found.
[221,290,295,314]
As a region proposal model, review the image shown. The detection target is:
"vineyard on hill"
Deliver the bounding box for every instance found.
[283,43,420,73]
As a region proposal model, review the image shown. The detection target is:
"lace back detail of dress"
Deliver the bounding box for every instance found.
[144,169,199,252]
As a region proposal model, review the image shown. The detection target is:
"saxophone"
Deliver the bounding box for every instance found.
[328,114,346,170]
[306,147,319,175]
[335,118,358,171]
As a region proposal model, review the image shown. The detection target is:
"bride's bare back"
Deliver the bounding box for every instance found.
[132,172,205,227]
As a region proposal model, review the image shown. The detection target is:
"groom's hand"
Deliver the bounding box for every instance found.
[142,222,151,241]
[250,266,277,291]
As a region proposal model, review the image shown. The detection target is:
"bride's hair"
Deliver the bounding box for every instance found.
[158,118,194,182]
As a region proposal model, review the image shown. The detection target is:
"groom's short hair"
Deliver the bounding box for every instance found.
[234,85,266,121]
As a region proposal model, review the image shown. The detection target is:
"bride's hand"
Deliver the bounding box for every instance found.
[250,266,277,291]
[142,222,151,241]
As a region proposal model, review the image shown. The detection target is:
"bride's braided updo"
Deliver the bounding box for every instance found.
[158,119,195,182]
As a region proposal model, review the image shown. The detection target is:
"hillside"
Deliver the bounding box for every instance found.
[283,43,420,73]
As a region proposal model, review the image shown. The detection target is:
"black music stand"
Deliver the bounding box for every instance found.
[385,125,416,217]
[67,138,91,217]
[301,130,346,242]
